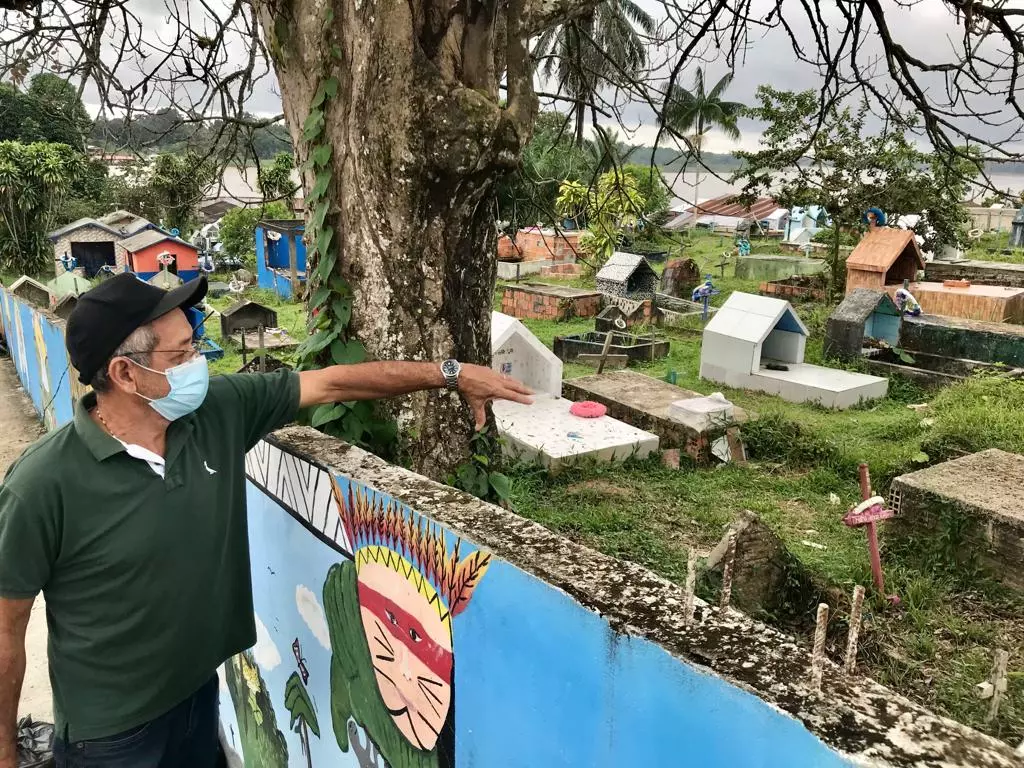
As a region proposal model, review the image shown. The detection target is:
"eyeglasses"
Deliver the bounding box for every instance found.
[121,342,203,360]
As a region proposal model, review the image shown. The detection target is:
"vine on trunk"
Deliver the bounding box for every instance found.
[295,60,398,454]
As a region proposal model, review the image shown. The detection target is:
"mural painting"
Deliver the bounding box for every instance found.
[222,441,489,768]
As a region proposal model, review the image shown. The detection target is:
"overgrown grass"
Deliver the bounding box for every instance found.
[205,287,306,376]
[965,231,1024,264]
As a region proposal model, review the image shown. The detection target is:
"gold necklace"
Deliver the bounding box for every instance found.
[94,408,120,441]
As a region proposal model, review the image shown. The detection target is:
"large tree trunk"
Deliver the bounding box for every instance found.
[254,0,549,479]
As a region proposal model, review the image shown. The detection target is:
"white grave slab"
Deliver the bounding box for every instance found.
[491,311,563,397]
[699,292,888,409]
[492,395,659,470]
[668,393,735,432]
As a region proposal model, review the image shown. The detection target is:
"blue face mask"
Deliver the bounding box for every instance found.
[133,355,210,421]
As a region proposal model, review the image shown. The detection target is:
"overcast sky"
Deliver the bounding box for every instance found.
[65,0,1022,155]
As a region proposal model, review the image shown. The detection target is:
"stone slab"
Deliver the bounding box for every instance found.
[900,313,1024,367]
[492,394,659,470]
[700,361,889,409]
[561,371,750,462]
[735,254,825,282]
[891,449,1024,591]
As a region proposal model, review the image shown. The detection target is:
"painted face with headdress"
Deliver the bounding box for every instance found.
[333,477,490,754]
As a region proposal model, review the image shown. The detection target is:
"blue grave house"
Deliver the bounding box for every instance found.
[255,220,306,300]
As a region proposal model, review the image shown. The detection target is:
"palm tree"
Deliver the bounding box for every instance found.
[663,68,745,215]
[535,0,655,146]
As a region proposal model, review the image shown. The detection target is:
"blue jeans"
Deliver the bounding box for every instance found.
[54,675,223,768]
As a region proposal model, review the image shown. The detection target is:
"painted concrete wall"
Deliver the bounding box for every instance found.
[221,436,855,768]
[0,287,85,431]
[255,226,306,300]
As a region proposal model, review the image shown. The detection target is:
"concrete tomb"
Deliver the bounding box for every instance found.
[553,331,670,365]
[845,228,926,293]
[9,276,53,309]
[699,292,889,409]
[899,281,1024,324]
[220,300,279,339]
[595,251,659,300]
[890,449,1024,592]
[735,253,825,282]
[489,312,659,469]
[825,289,902,361]
[660,257,701,298]
[562,370,749,464]
[500,283,602,321]
[925,259,1024,289]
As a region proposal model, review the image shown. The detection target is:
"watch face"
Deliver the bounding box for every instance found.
[441,360,460,377]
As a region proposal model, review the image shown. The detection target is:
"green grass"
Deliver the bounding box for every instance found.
[965,231,1024,264]
[206,287,307,376]
[498,231,1024,743]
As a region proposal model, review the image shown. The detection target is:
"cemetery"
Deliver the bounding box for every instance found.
[3,16,1024,759]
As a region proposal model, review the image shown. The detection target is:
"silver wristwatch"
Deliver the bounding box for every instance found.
[440,359,462,391]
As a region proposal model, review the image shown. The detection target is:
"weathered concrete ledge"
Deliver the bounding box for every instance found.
[901,314,1024,368]
[925,259,1024,289]
[270,425,1021,768]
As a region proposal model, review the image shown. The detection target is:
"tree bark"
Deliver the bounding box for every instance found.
[254,0,559,479]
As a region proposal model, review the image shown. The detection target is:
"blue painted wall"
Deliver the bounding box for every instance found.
[255,224,306,300]
[222,440,855,768]
[0,287,78,431]
[0,295,855,766]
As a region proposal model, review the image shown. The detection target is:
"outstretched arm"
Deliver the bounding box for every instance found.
[0,597,32,768]
[298,362,533,429]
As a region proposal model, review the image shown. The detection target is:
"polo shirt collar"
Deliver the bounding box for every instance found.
[74,393,126,462]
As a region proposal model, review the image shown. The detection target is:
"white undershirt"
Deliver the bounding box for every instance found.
[115,438,166,478]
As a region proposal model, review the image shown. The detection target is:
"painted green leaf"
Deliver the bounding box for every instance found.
[312,144,332,167]
[324,77,339,98]
[312,402,347,428]
[488,472,512,500]
[284,672,321,738]
[331,297,352,325]
[316,225,334,257]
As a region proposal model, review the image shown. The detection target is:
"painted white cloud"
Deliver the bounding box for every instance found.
[296,585,332,651]
[252,614,282,671]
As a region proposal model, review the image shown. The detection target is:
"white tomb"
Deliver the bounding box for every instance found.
[698,293,888,409]
[490,311,659,469]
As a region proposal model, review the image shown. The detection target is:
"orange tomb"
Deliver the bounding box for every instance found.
[845,228,925,293]
[890,282,1024,324]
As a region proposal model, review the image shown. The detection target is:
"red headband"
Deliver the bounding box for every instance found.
[358,582,454,682]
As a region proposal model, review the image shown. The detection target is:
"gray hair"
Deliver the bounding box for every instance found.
[91,324,158,393]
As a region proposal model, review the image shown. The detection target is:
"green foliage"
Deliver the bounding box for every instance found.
[284,672,321,738]
[735,87,977,293]
[811,226,858,247]
[922,372,1024,462]
[296,76,396,455]
[149,151,217,233]
[0,141,85,273]
[0,74,91,148]
[662,68,744,148]
[223,652,289,768]
[534,2,655,145]
[219,202,293,263]
[257,152,298,208]
[556,167,648,267]
[447,430,513,503]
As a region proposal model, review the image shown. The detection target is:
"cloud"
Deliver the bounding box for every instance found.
[296,585,332,651]
[252,614,282,671]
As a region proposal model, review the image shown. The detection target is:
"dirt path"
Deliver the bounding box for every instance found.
[0,357,53,722]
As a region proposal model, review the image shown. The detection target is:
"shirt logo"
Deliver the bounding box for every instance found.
[204,461,217,475]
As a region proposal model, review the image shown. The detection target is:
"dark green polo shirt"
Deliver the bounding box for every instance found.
[0,369,301,742]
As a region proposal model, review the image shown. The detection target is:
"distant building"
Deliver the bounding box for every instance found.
[666,195,788,233]
[784,205,828,244]
[255,220,306,300]
[117,230,201,282]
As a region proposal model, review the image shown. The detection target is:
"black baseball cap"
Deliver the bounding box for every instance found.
[66,273,209,384]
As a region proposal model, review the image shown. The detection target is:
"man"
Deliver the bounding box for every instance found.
[0,274,531,768]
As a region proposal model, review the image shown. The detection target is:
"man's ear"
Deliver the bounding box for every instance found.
[106,357,139,393]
